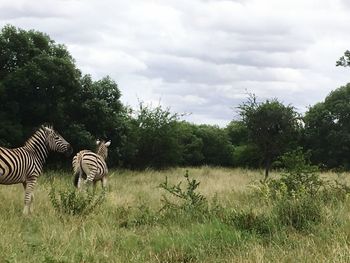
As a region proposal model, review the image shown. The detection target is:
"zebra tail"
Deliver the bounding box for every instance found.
[73,153,83,188]
[73,173,80,188]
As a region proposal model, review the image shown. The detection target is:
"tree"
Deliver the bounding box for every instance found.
[0,25,125,168]
[336,50,350,67]
[226,121,260,167]
[177,122,204,166]
[239,95,300,180]
[303,84,350,169]
[125,103,182,169]
[0,25,81,146]
[194,125,234,166]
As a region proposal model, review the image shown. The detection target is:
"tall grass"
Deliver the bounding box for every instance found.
[0,167,349,262]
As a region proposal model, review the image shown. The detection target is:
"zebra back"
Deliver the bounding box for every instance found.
[72,139,111,187]
[0,125,72,185]
[95,140,111,160]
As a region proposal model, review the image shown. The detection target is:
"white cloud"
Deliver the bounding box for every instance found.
[1,0,350,126]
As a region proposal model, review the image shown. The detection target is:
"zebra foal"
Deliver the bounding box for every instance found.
[0,125,72,214]
[72,140,111,190]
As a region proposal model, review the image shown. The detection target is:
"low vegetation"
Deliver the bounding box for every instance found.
[0,165,349,262]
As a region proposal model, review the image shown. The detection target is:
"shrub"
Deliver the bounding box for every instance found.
[263,148,324,199]
[49,187,105,216]
[229,209,275,236]
[129,204,159,227]
[273,190,323,231]
[254,149,325,231]
[159,170,207,213]
[278,148,323,195]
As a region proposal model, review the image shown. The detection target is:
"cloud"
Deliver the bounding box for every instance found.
[1,0,350,126]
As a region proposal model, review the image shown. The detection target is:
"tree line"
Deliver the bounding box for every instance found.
[1,25,350,172]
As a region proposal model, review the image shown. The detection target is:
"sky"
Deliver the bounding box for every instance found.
[1,0,350,126]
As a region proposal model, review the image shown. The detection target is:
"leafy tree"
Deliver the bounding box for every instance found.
[336,50,350,67]
[0,25,125,168]
[194,125,234,166]
[226,121,260,167]
[0,25,81,146]
[177,122,204,166]
[303,84,350,169]
[239,95,300,180]
[226,121,248,146]
[125,103,182,169]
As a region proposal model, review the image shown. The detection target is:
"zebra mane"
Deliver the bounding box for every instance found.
[24,124,54,147]
[41,124,54,131]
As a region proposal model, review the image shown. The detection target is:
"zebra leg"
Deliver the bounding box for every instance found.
[23,179,36,215]
[102,177,107,189]
[92,181,97,193]
[30,193,34,213]
[76,175,83,191]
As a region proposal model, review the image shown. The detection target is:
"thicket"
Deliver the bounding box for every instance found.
[50,149,345,250]
[110,150,350,236]
[2,24,350,171]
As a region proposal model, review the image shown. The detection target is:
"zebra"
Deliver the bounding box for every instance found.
[0,125,72,215]
[72,140,111,190]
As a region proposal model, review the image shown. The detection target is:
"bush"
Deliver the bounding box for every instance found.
[159,170,207,213]
[253,149,325,231]
[278,148,323,195]
[49,187,105,216]
[273,190,323,231]
[263,148,324,199]
[229,209,275,236]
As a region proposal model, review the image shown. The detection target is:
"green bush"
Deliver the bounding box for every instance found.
[229,209,275,236]
[253,149,326,232]
[278,148,323,195]
[273,190,323,231]
[261,148,324,199]
[159,170,207,213]
[49,187,105,216]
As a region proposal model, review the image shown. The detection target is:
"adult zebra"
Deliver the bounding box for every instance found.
[0,125,72,214]
[72,140,111,190]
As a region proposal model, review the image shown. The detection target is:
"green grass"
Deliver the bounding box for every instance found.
[0,167,349,262]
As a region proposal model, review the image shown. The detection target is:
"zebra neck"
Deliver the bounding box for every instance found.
[96,149,107,160]
[24,129,49,164]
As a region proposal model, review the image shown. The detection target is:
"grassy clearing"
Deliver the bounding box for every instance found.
[0,167,349,262]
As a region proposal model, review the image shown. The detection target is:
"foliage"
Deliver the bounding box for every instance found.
[226,120,248,146]
[49,187,105,216]
[303,83,350,169]
[249,149,327,231]
[273,189,323,231]
[272,148,323,196]
[229,209,274,235]
[0,25,125,168]
[124,103,182,169]
[336,50,350,67]
[159,170,207,212]
[239,94,300,179]
[177,122,205,166]
[194,125,234,166]
[1,168,350,262]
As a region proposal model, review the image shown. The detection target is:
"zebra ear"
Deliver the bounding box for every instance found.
[96,140,100,145]
[105,141,111,147]
[44,126,53,132]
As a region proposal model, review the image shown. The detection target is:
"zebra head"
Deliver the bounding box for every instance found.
[43,126,73,156]
[96,139,111,160]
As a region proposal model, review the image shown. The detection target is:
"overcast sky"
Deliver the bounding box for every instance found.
[1,0,350,126]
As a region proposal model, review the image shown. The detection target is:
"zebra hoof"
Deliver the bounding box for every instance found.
[23,206,30,215]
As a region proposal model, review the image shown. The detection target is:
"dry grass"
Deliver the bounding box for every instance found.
[0,167,349,262]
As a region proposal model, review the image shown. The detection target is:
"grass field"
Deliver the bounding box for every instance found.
[0,167,350,262]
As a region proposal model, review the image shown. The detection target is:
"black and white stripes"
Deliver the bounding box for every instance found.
[72,140,111,189]
[0,125,72,214]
